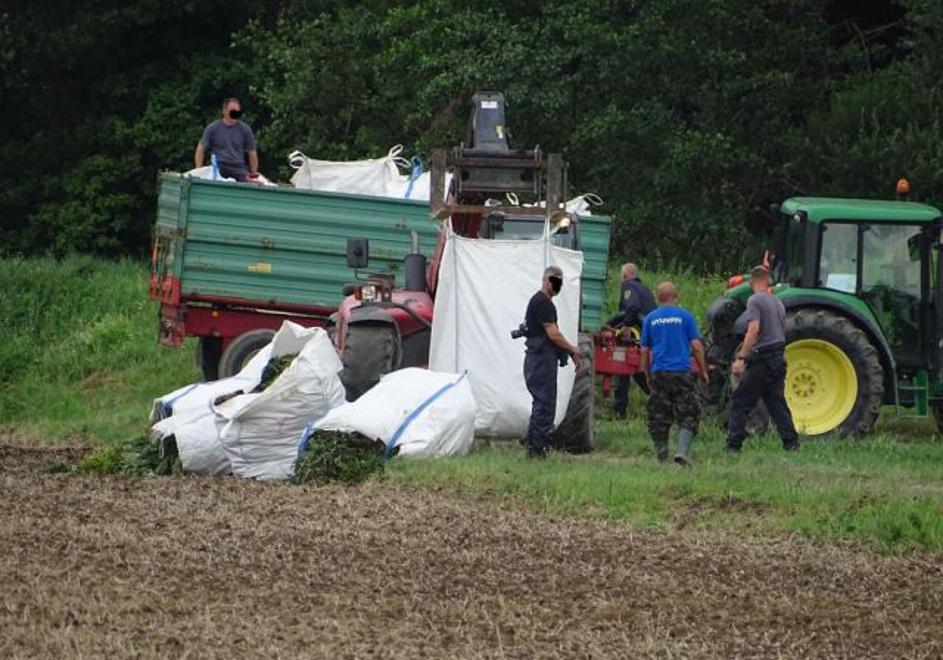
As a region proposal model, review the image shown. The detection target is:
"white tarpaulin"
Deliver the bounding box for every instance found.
[428,228,583,437]
[311,369,476,458]
[215,329,345,480]
[149,322,340,476]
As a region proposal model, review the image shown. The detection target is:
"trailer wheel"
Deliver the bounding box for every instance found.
[196,337,223,381]
[339,324,400,402]
[218,329,276,379]
[551,334,595,453]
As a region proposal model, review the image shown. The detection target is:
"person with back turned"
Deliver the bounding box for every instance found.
[606,262,656,418]
[522,266,584,459]
[725,265,799,453]
[639,281,709,464]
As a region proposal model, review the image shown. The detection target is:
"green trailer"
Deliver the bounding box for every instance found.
[149,173,612,379]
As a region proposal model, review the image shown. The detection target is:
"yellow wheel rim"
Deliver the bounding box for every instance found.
[785,339,857,435]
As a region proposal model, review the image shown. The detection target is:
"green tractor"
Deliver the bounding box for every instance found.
[705,194,943,437]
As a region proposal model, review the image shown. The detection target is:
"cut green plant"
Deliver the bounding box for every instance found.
[293,431,391,485]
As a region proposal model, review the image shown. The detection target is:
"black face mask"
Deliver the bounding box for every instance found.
[549,276,563,294]
[228,109,243,119]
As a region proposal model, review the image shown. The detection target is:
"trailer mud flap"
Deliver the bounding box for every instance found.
[159,304,186,347]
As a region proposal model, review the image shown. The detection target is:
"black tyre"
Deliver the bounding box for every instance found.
[932,404,943,435]
[196,337,223,381]
[785,309,884,436]
[339,324,400,401]
[218,329,276,378]
[551,334,595,453]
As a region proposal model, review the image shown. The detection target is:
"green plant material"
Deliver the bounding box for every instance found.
[293,431,390,485]
[252,353,298,393]
[76,443,125,474]
[75,434,180,476]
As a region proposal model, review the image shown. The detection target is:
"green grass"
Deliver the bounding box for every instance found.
[3,257,942,553]
[0,256,198,441]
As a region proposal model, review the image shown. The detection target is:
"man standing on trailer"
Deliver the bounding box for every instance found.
[725,265,799,452]
[523,266,584,459]
[607,262,656,418]
[194,97,259,182]
[640,281,709,464]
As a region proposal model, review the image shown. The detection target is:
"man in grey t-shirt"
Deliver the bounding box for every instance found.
[725,265,799,452]
[194,97,258,182]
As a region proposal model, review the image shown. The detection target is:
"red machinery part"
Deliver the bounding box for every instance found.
[593,328,642,398]
[158,303,328,348]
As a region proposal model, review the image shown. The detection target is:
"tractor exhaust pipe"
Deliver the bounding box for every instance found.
[404,230,427,292]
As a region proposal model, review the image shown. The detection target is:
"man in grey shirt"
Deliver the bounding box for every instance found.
[194,97,258,181]
[725,265,799,452]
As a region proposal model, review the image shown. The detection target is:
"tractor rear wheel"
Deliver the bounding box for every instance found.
[551,334,595,453]
[931,404,943,435]
[785,309,883,436]
[339,324,400,401]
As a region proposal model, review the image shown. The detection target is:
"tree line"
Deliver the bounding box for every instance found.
[2,0,941,271]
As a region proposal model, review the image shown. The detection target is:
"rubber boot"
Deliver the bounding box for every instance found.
[674,427,694,466]
[653,439,669,463]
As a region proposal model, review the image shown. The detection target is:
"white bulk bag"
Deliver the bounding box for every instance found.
[149,321,330,475]
[311,369,476,458]
[428,228,583,437]
[214,328,345,480]
[288,146,408,196]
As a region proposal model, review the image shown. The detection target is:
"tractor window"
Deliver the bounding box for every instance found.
[861,225,921,297]
[818,223,858,292]
[861,224,922,364]
[479,216,577,249]
[780,214,804,284]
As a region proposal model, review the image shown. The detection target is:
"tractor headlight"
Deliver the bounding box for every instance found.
[360,285,377,302]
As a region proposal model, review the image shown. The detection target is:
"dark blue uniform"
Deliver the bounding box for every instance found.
[607,278,656,417]
[523,291,559,457]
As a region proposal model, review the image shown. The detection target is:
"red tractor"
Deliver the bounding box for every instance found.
[332,91,611,451]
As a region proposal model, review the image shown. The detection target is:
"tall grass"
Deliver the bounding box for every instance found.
[603,263,724,325]
[0,256,198,441]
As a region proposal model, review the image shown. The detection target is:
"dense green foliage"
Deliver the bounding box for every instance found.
[3,1,942,270]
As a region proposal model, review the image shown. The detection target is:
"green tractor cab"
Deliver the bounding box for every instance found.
[705,196,943,436]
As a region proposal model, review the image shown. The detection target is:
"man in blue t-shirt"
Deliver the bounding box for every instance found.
[640,282,709,464]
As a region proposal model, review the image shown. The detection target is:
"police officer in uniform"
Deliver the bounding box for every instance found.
[606,263,656,417]
[523,266,584,459]
[725,265,799,452]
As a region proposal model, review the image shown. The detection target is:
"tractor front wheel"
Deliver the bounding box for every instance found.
[784,309,883,436]
[339,324,400,401]
[551,334,596,453]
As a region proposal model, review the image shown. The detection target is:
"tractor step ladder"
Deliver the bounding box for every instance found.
[894,370,929,418]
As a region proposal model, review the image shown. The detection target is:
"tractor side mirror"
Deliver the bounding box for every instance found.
[346,238,369,269]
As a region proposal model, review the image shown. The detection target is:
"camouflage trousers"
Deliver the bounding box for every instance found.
[647,372,700,444]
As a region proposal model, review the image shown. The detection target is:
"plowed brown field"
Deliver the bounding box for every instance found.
[2,440,941,659]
